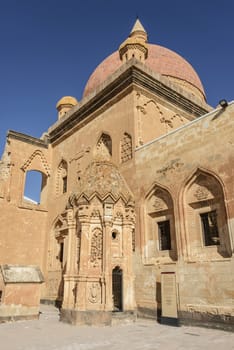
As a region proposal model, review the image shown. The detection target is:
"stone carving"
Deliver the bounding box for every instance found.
[157,158,184,176]
[91,209,100,218]
[125,206,135,222]
[21,150,50,176]
[153,197,167,211]
[186,304,234,318]
[194,185,209,201]
[159,113,183,129]
[74,161,133,204]
[90,229,103,268]
[88,282,101,304]
[121,133,132,163]
[69,146,90,163]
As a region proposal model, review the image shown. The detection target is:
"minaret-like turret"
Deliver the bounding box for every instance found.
[56,96,78,120]
[119,18,148,63]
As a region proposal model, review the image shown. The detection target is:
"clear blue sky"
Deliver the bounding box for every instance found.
[0,0,234,158]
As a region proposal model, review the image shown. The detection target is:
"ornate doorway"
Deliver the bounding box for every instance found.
[112,266,123,311]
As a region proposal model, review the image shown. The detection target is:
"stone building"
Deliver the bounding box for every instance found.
[0,19,233,330]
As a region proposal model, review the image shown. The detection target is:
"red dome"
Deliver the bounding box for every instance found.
[83,44,205,99]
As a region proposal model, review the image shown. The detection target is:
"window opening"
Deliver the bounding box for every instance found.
[112,267,123,312]
[62,176,67,193]
[59,242,64,263]
[97,133,112,156]
[158,220,171,250]
[24,170,43,204]
[121,133,132,163]
[200,211,220,246]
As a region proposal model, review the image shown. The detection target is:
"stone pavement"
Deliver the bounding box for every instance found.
[0,305,233,350]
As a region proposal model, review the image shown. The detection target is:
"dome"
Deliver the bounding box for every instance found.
[56,96,78,110]
[83,44,205,101]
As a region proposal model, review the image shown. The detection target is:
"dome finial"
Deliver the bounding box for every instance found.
[119,18,148,63]
[130,18,147,37]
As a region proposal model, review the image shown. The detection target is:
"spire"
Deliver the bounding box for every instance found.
[130,18,147,36]
[119,18,148,63]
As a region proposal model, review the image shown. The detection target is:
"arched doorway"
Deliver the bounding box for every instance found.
[112,266,123,312]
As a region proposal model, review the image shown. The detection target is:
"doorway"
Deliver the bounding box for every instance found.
[112,266,123,311]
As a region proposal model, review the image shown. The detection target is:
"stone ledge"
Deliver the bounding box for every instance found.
[178,310,234,332]
[8,130,48,148]
[60,309,112,326]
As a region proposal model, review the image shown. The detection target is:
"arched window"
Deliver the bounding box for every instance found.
[184,170,231,258]
[23,170,47,204]
[97,133,112,156]
[145,185,177,261]
[56,160,68,196]
[121,132,132,163]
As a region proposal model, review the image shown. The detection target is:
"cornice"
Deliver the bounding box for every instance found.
[48,59,211,144]
[8,130,48,149]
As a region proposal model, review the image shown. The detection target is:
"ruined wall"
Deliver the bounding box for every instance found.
[0,132,51,271]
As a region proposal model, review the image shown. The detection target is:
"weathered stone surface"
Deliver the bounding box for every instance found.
[0,19,233,328]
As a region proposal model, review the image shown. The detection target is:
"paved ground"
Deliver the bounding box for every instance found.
[0,305,233,350]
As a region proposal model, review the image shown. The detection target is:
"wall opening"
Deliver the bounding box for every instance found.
[112,266,123,312]
[24,170,46,204]
[184,170,232,258]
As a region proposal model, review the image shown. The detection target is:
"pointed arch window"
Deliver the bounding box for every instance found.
[145,186,177,262]
[56,160,68,196]
[184,170,231,258]
[97,133,112,156]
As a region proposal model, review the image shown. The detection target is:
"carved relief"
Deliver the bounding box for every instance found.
[152,197,167,211]
[88,282,101,304]
[194,185,210,201]
[21,150,50,176]
[157,159,184,176]
[69,146,91,163]
[69,146,91,183]
[90,229,103,268]
[147,189,170,213]
[136,92,185,145]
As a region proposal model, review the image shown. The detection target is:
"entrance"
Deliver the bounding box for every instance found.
[112,266,123,311]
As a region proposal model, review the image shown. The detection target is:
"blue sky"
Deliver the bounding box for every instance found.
[0,0,234,160]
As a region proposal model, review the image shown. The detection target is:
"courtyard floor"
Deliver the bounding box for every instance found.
[0,304,233,350]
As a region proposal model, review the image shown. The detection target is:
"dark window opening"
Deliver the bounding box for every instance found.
[97,133,112,156]
[200,211,220,246]
[59,242,64,263]
[112,232,117,240]
[0,290,2,303]
[112,267,123,312]
[158,220,171,250]
[62,176,67,193]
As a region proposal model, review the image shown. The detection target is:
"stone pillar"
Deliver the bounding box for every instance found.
[103,220,113,310]
[62,208,77,309]
[103,202,114,311]
[75,217,90,311]
[122,221,136,311]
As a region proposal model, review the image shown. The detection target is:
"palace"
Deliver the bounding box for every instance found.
[0,19,233,330]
